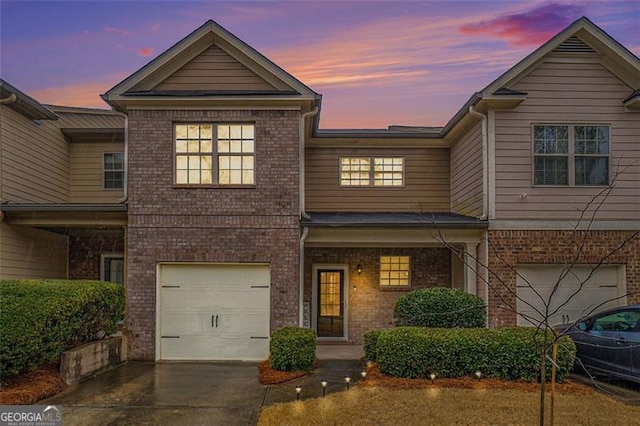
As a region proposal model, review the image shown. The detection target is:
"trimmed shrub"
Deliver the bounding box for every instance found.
[269,327,316,371]
[363,329,382,362]
[394,287,486,328]
[0,279,125,379]
[376,326,576,382]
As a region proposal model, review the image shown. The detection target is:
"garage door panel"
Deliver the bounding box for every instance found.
[158,264,271,361]
[516,265,624,327]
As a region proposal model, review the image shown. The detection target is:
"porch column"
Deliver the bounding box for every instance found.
[463,243,477,296]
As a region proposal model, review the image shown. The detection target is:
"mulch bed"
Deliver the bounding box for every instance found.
[359,363,594,395]
[0,365,66,405]
[258,360,307,385]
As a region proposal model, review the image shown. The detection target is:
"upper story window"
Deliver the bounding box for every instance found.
[175,124,255,186]
[380,256,410,287]
[103,152,124,189]
[533,125,609,186]
[340,157,404,187]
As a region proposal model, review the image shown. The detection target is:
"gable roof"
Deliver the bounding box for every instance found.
[440,16,640,141]
[102,19,318,109]
[0,79,58,120]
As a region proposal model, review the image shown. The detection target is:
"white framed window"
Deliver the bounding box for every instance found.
[380,256,410,287]
[340,157,404,187]
[100,253,124,285]
[103,152,124,189]
[533,124,609,186]
[175,124,255,185]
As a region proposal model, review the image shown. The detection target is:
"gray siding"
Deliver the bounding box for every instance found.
[306,147,450,212]
[450,121,483,217]
[494,57,640,220]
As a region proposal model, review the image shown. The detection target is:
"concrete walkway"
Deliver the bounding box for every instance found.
[41,347,365,425]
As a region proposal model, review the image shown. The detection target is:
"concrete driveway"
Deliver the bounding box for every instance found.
[41,359,364,425]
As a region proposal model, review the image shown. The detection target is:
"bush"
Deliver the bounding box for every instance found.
[363,329,383,362]
[394,287,486,328]
[269,327,316,371]
[376,326,575,382]
[0,279,125,379]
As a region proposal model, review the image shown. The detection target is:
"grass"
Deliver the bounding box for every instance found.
[258,386,640,425]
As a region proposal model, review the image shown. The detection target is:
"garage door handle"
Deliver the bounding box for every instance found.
[212,315,215,327]
[216,315,219,328]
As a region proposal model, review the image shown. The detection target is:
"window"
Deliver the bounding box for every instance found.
[175,124,254,185]
[589,310,640,332]
[533,125,609,186]
[100,253,124,285]
[103,153,124,189]
[380,256,410,287]
[340,157,404,187]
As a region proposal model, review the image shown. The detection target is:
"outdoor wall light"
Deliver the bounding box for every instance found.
[429,373,436,384]
[475,371,482,380]
[360,370,367,380]
[356,264,362,275]
[321,379,328,397]
[295,385,302,400]
[345,375,351,390]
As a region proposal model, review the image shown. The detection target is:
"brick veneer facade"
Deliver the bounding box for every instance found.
[126,109,301,360]
[68,228,125,280]
[485,230,640,327]
[305,247,451,344]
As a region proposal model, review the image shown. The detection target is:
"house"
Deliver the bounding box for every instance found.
[1,17,638,362]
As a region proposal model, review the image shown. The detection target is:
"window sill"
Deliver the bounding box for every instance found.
[378,285,412,291]
[172,184,256,189]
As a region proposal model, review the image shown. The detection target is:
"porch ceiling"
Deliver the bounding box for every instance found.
[1,203,127,227]
[303,212,486,247]
[302,212,488,228]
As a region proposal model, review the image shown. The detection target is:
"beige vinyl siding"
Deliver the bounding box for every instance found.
[153,44,276,91]
[306,147,450,212]
[70,142,124,202]
[1,106,69,202]
[450,121,483,217]
[0,222,68,279]
[494,58,640,220]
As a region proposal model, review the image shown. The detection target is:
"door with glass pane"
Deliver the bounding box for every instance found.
[317,270,344,338]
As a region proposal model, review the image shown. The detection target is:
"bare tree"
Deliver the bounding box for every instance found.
[423,166,639,425]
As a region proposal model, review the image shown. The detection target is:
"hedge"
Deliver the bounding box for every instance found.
[375,327,575,381]
[269,327,316,371]
[363,329,382,362]
[394,287,486,328]
[0,279,125,379]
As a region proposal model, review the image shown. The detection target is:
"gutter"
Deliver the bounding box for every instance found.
[298,106,318,328]
[468,105,488,220]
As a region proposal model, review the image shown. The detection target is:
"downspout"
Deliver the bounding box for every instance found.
[112,110,129,204]
[469,105,488,220]
[0,94,17,204]
[298,106,318,327]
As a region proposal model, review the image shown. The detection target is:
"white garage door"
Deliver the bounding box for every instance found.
[516,265,625,327]
[158,263,270,361]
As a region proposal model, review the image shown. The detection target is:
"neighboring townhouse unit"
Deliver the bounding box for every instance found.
[1,17,638,362]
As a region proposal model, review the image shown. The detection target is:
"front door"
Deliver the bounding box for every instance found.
[317,269,344,338]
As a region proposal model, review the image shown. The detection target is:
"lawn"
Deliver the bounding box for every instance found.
[259,387,640,425]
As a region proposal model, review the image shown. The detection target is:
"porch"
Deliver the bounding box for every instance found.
[301,212,488,344]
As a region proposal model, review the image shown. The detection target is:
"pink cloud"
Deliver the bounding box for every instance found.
[459,2,586,46]
[137,47,154,57]
[151,23,160,32]
[27,79,124,109]
[103,26,132,36]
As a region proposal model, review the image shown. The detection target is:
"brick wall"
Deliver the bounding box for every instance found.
[305,247,451,344]
[126,109,300,360]
[69,228,125,280]
[484,230,639,326]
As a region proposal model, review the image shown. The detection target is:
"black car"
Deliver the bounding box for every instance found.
[557,304,640,384]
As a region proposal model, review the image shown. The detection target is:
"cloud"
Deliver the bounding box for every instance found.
[104,26,132,36]
[151,23,160,32]
[26,74,128,109]
[459,2,586,46]
[137,47,154,57]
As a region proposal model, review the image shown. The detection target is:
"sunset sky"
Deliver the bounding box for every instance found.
[1,1,638,128]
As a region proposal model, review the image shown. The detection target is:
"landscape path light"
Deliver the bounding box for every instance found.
[345,375,351,390]
[295,385,302,400]
[321,379,327,397]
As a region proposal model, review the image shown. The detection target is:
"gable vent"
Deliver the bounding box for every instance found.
[553,36,595,54]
